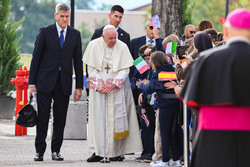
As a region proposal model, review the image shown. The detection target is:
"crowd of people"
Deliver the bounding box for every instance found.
[129,8,231,167]
[28,2,250,167]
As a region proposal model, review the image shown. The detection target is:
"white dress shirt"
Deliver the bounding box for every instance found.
[56,22,67,41]
[146,36,156,45]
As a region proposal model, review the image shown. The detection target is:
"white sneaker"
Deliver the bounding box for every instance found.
[168,159,174,165]
[150,160,169,167]
[170,160,182,167]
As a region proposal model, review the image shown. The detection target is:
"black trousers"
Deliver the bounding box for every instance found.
[159,104,182,162]
[139,104,155,156]
[35,75,70,154]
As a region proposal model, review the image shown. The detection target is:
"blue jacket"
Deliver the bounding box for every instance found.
[131,67,153,106]
[140,64,179,108]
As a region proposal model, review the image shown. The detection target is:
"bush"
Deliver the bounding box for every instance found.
[0,0,24,95]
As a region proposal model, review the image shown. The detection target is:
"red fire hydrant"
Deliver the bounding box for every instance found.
[10,66,29,136]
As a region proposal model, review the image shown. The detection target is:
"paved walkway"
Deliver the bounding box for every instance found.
[0,119,148,167]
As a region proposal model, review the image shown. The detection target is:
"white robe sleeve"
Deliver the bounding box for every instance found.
[88,66,101,79]
[113,68,129,87]
[88,66,102,90]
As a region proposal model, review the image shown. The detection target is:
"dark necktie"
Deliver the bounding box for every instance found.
[149,39,154,44]
[60,30,64,48]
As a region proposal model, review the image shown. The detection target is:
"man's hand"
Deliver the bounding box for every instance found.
[74,88,82,102]
[97,83,115,94]
[153,28,160,39]
[29,85,37,97]
[105,83,115,94]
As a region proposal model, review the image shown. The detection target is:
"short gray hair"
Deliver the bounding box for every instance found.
[103,25,116,35]
[185,24,195,31]
[145,19,152,26]
[55,3,71,14]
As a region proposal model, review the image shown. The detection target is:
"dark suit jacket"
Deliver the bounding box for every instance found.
[130,36,146,60]
[29,23,83,96]
[131,36,164,60]
[91,26,131,50]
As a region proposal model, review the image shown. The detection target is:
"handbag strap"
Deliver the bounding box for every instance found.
[29,95,33,104]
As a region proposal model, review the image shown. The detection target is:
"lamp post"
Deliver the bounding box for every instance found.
[70,0,75,27]
[225,0,229,18]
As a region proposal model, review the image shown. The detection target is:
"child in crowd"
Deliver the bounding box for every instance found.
[133,44,156,163]
[137,51,182,167]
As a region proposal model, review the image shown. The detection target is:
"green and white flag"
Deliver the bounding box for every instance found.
[133,56,149,74]
[164,42,177,54]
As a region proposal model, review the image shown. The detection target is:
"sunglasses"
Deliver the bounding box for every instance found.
[189,31,196,34]
[148,25,154,30]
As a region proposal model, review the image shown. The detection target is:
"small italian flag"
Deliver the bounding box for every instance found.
[158,72,177,81]
[164,42,177,54]
[141,114,150,127]
[133,56,149,74]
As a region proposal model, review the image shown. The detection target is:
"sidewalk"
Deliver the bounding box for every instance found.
[0,119,148,167]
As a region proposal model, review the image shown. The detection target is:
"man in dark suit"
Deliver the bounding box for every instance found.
[131,21,162,60]
[28,3,83,162]
[131,21,166,163]
[91,5,130,50]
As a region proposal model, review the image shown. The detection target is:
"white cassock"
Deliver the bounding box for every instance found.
[83,37,142,157]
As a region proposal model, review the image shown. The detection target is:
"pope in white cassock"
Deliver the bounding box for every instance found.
[83,25,142,162]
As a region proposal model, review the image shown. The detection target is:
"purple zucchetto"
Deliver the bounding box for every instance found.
[226,8,250,29]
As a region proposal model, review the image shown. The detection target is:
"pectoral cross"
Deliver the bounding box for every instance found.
[105,63,111,74]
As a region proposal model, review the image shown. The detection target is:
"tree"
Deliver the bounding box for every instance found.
[94,17,108,29]
[152,0,183,38]
[11,0,102,53]
[97,3,113,10]
[75,0,95,9]
[192,0,225,32]
[191,0,250,33]
[182,0,194,31]
[77,21,92,51]
[62,0,95,9]
[230,0,250,10]
[0,0,24,94]
[142,6,152,23]
[11,0,56,53]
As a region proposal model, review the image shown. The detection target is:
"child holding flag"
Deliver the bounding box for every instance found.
[132,44,156,163]
[137,51,182,167]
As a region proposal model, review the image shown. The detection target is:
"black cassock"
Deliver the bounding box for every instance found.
[180,38,250,167]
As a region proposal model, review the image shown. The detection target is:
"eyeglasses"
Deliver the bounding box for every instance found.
[148,25,154,30]
[189,31,196,34]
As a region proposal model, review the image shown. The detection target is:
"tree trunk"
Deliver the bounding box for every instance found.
[152,0,182,38]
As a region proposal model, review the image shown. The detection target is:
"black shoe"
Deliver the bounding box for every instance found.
[51,152,64,161]
[87,153,103,162]
[142,154,152,163]
[136,154,152,163]
[135,156,144,162]
[110,155,124,161]
[34,153,43,161]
